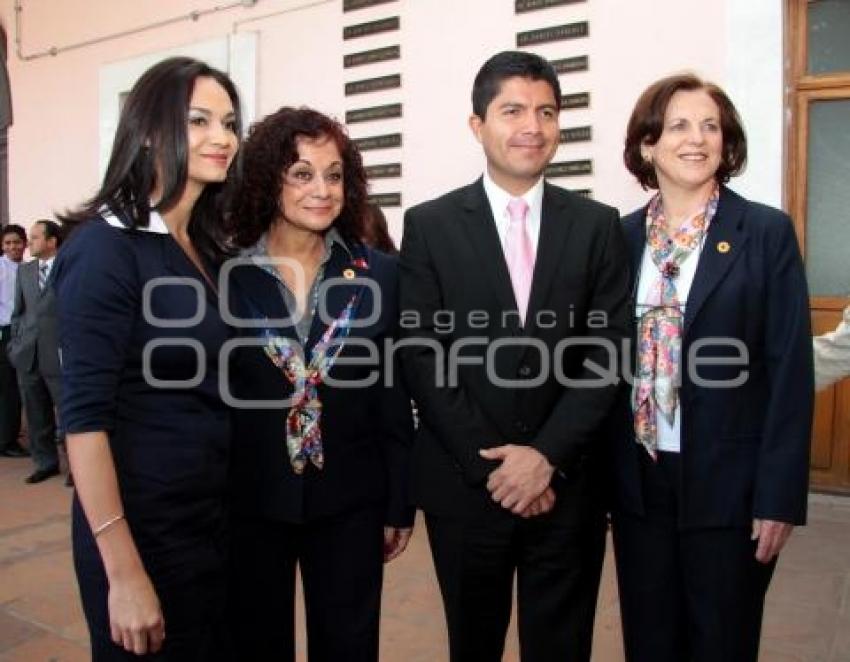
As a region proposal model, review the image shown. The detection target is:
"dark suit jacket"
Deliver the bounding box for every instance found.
[54,218,233,583]
[399,178,631,521]
[228,243,414,528]
[609,186,814,528]
[8,259,60,376]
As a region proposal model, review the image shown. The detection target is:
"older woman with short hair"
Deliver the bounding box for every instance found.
[609,73,814,662]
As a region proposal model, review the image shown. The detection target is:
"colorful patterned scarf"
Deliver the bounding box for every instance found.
[261,256,368,474]
[632,185,719,458]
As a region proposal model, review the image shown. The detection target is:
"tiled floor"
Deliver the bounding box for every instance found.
[1,453,848,661]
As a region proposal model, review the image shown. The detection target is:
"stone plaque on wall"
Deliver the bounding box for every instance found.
[560,126,592,143]
[545,160,592,177]
[516,21,588,47]
[516,0,585,12]
[561,92,590,109]
[368,193,402,207]
[365,163,401,179]
[344,0,397,11]
[353,133,402,151]
[345,74,401,96]
[344,16,399,40]
[346,103,402,124]
[550,55,588,74]
[344,45,400,68]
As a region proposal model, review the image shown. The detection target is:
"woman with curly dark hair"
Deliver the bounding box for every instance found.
[225,107,414,661]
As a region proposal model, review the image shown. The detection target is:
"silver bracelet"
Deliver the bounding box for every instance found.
[93,514,125,538]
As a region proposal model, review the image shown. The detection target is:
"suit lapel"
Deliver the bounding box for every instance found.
[459,179,520,332]
[160,236,219,306]
[523,183,577,336]
[684,187,748,333]
[304,243,365,352]
[623,207,648,301]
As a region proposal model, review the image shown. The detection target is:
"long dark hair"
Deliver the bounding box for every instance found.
[229,107,367,248]
[59,57,242,261]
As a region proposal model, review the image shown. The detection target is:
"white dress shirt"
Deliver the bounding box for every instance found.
[635,242,704,453]
[0,254,19,326]
[482,171,544,256]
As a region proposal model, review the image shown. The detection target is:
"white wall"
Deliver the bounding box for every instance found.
[3,0,785,241]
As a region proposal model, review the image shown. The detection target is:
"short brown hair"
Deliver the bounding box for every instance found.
[623,73,747,190]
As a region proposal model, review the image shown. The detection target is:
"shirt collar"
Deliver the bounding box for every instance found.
[242,226,353,263]
[482,171,544,221]
[101,207,170,234]
[39,256,55,269]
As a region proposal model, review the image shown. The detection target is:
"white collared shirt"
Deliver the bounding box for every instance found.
[482,171,544,256]
[101,207,170,234]
[0,254,19,325]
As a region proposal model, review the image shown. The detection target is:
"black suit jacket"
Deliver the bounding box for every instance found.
[228,243,414,528]
[399,178,631,520]
[609,186,814,528]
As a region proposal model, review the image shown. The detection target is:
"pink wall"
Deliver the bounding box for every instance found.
[2,0,779,243]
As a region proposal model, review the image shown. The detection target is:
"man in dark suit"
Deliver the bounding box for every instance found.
[399,51,631,662]
[8,219,63,483]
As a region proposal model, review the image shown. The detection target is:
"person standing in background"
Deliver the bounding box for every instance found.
[8,219,63,483]
[0,223,27,458]
[814,304,850,390]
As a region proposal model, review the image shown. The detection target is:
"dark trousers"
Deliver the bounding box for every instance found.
[611,452,776,662]
[0,330,21,450]
[72,499,229,662]
[17,366,60,470]
[424,506,607,662]
[229,505,385,662]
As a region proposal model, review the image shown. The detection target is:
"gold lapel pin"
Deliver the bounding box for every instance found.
[717,241,731,254]
[343,268,356,280]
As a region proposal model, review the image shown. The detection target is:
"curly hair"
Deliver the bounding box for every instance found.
[229,107,368,248]
[624,73,747,190]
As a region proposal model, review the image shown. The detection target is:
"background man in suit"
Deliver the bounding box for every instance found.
[0,224,27,457]
[8,219,63,483]
[399,51,631,661]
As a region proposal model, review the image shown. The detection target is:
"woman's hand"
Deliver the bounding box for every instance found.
[108,569,165,655]
[383,526,413,563]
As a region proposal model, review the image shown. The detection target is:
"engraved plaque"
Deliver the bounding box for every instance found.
[550,55,588,75]
[344,0,397,11]
[560,126,592,143]
[344,16,399,40]
[353,133,402,151]
[561,92,590,109]
[516,0,585,12]
[365,163,402,179]
[368,193,402,207]
[346,103,402,124]
[345,74,401,96]
[545,160,593,177]
[344,45,400,68]
[517,21,588,47]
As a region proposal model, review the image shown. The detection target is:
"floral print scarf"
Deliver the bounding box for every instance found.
[632,185,719,458]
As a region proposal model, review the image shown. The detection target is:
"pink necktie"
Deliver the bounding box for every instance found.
[505,198,534,324]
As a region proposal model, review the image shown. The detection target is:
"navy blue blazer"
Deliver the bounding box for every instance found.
[227,242,414,528]
[609,186,814,528]
[54,218,232,583]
